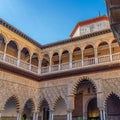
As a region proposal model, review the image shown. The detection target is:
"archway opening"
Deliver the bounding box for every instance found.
[52,52,59,65]
[61,50,69,63]
[42,54,50,67]
[51,52,59,71]
[54,98,67,120]
[31,53,39,67]
[83,45,95,66]
[2,97,19,120]
[20,48,30,63]
[72,47,82,68]
[87,98,100,120]
[73,79,98,120]
[6,41,18,57]
[22,99,34,120]
[97,42,110,63]
[39,100,49,120]
[0,35,5,52]
[106,94,120,120]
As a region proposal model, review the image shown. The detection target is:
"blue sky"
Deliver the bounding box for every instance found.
[0,0,107,45]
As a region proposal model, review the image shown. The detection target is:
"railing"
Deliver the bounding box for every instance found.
[5,54,17,66]
[1,52,120,75]
[72,60,82,68]
[41,66,49,74]
[31,64,39,73]
[0,51,4,61]
[51,64,59,72]
[98,55,110,63]
[83,57,95,66]
[60,62,69,70]
[112,52,120,61]
[20,60,30,70]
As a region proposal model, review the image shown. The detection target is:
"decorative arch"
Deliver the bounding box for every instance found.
[72,76,97,95]
[37,98,50,111]
[104,92,120,107]
[52,96,67,110]
[3,95,20,111]
[104,93,120,120]
[23,98,35,112]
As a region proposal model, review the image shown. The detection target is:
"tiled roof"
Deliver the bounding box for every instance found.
[70,15,109,37]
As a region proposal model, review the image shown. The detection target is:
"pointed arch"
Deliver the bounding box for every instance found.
[3,95,20,111]
[104,92,120,107]
[52,96,67,110]
[72,76,97,95]
[104,93,120,120]
[23,98,35,112]
[38,99,50,111]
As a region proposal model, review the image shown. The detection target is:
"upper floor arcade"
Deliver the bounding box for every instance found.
[0,28,120,76]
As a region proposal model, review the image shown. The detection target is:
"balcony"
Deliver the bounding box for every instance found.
[0,51,120,75]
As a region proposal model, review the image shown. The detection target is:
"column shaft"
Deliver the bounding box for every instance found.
[69,53,72,69]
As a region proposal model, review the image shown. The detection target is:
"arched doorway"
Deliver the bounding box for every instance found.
[87,98,100,120]
[54,98,67,120]
[39,100,49,120]
[22,99,35,120]
[2,96,19,120]
[73,79,99,120]
[106,94,120,120]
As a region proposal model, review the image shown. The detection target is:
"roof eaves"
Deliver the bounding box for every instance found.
[0,18,42,48]
[42,29,112,49]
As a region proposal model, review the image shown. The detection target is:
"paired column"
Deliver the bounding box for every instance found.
[100,109,106,120]
[49,110,54,120]
[67,111,72,120]
[32,111,39,120]
[17,112,22,120]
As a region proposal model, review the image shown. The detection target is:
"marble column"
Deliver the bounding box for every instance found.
[49,111,54,120]
[69,52,72,69]
[67,111,72,120]
[17,49,21,66]
[33,112,36,120]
